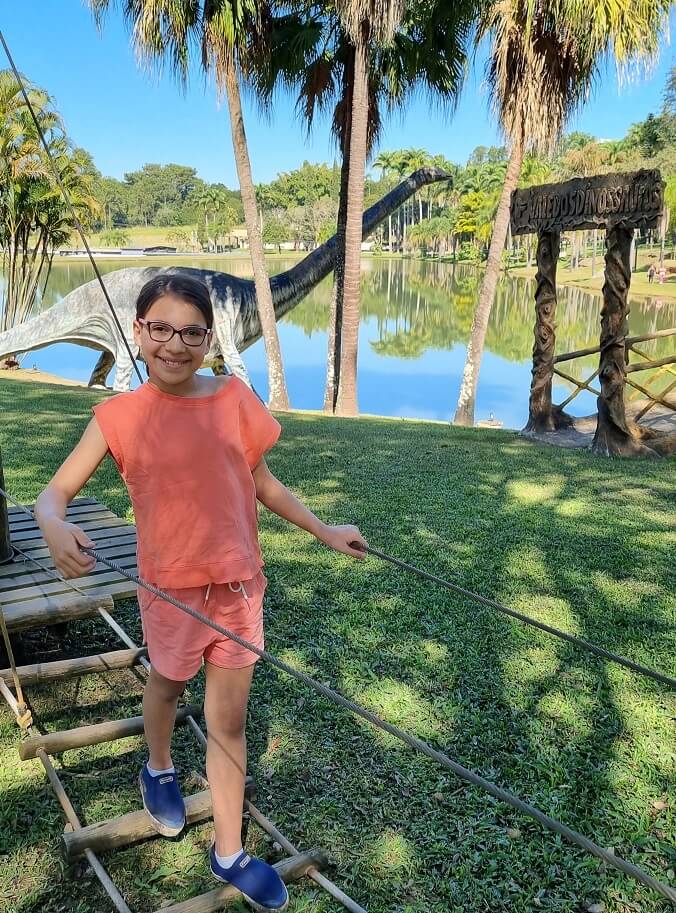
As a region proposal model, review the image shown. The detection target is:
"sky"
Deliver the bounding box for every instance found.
[1,2,674,186]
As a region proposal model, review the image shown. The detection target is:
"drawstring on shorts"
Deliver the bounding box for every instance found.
[228,580,248,599]
[203,580,249,607]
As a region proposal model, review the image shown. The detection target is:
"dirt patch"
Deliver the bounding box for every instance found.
[0,367,91,388]
[522,401,675,451]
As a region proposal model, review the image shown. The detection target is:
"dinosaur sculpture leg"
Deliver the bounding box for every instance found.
[89,350,116,388]
[212,309,252,386]
[112,344,140,392]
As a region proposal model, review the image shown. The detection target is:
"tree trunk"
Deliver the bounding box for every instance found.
[335,32,369,417]
[592,221,656,456]
[224,61,290,411]
[524,231,573,433]
[323,47,354,414]
[454,137,524,426]
[659,208,669,267]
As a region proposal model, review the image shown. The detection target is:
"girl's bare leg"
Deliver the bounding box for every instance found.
[204,661,256,856]
[143,665,187,770]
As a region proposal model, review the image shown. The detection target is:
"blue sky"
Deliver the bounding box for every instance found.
[2,2,674,185]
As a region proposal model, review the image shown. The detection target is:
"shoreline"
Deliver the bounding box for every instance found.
[53,249,676,303]
[0,369,511,429]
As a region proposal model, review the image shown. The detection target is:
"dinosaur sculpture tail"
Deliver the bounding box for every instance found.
[0,309,62,360]
[0,279,123,361]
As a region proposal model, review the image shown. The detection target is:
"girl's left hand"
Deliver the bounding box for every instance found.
[320,524,368,559]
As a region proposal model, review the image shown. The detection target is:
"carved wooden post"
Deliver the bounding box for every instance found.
[525,230,560,432]
[512,169,666,454]
[0,448,14,565]
[592,220,653,456]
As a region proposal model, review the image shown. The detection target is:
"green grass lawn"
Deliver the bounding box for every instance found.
[0,378,674,913]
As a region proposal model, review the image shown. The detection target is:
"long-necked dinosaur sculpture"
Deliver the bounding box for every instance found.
[0,168,449,390]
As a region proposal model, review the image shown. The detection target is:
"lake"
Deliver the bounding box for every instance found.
[11,256,676,429]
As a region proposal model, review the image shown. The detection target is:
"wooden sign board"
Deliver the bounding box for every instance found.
[510,169,664,236]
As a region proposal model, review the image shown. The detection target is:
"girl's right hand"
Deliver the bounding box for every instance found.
[42,518,96,579]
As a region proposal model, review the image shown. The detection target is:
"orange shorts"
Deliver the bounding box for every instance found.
[138,572,266,681]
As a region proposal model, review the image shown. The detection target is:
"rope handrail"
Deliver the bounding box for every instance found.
[2,486,672,690]
[361,544,675,690]
[79,545,676,903]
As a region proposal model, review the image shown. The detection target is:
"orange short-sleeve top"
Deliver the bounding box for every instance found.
[92,377,281,588]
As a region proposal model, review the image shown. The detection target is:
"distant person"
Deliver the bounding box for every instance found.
[648,263,656,283]
[658,266,667,284]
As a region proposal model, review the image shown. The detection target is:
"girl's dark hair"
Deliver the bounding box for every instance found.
[136,274,214,328]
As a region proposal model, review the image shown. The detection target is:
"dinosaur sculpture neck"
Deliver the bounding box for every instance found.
[268,167,450,322]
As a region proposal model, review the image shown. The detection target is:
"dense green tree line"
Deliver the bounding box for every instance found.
[94,163,243,236]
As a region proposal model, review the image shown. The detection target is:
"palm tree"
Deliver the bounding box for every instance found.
[332,0,407,415]
[398,148,430,222]
[373,150,400,250]
[0,71,99,338]
[518,153,551,265]
[256,2,476,413]
[453,0,670,426]
[555,139,610,271]
[89,0,291,410]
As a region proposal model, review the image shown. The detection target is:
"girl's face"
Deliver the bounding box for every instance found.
[133,293,211,393]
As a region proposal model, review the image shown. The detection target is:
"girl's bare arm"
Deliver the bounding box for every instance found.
[252,458,367,559]
[35,417,110,578]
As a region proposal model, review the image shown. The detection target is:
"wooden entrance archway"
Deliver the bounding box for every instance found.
[511,169,675,456]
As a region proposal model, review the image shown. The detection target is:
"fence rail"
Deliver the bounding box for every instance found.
[552,327,676,419]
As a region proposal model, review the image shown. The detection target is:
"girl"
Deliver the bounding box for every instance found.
[36,273,367,913]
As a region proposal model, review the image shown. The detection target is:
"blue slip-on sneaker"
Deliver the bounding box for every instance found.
[209,846,289,912]
[139,763,186,837]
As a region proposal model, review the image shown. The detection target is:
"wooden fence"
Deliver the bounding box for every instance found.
[552,326,676,421]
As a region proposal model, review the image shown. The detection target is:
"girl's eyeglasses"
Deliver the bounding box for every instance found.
[138,319,211,347]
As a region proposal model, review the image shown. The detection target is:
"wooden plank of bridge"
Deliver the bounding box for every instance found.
[4,593,115,633]
[62,779,254,859]
[154,850,328,913]
[2,498,138,622]
[19,705,201,760]
[0,535,137,580]
[0,647,147,687]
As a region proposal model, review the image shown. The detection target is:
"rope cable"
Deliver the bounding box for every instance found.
[76,545,676,904]
[360,544,676,690]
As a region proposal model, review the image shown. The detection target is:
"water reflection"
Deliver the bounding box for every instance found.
[11,256,676,428]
